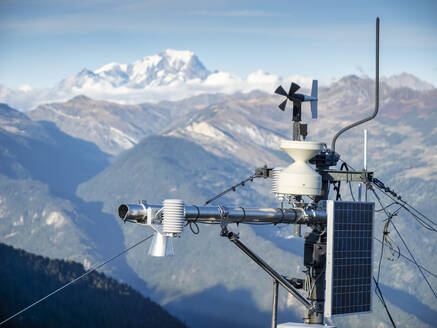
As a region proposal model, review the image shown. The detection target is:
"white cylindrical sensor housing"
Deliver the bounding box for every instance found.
[277,140,323,196]
[162,199,185,236]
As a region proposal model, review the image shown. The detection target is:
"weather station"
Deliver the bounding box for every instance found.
[118,18,380,327]
[2,6,436,327]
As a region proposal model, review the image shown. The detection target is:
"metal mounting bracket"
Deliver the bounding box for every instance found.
[318,169,373,183]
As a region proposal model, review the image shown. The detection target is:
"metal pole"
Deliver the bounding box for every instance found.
[292,121,302,237]
[358,184,362,202]
[227,232,312,310]
[272,280,279,328]
[364,129,368,171]
[364,129,368,202]
[330,17,379,155]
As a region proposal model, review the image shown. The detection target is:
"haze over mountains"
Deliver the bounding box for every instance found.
[0,49,434,111]
[0,50,436,327]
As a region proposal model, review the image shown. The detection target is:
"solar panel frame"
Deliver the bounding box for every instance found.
[324,200,374,318]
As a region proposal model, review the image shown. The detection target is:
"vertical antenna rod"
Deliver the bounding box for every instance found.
[364,129,368,201]
[364,129,368,170]
[330,17,380,154]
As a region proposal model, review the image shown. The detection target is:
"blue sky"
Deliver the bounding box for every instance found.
[1,0,436,88]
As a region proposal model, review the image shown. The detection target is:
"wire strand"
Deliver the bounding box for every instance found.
[375,202,397,212]
[339,159,437,231]
[373,237,437,279]
[0,234,154,326]
[389,220,437,298]
[372,184,437,232]
[373,276,397,328]
[370,187,437,298]
[204,174,257,205]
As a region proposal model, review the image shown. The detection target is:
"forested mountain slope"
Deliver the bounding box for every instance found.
[0,243,186,328]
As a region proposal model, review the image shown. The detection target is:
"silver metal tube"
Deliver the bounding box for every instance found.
[272,280,279,328]
[118,203,147,221]
[294,224,302,237]
[364,129,368,170]
[331,17,379,154]
[364,129,368,202]
[118,203,327,225]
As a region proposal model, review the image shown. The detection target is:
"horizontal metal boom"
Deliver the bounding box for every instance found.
[118,202,326,225]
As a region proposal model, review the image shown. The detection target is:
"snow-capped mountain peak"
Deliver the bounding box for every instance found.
[125,49,210,86]
[94,62,128,74]
[68,49,211,90]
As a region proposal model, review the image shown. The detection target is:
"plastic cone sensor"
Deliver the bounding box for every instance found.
[148,231,175,257]
[277,140,323,196]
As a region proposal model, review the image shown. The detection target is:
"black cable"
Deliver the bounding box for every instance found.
[372,177,436,226]
[375,209,388,283]
[199,173,262,233]
[373,237,437,279]
[333,181,342,201]
[373,276,397,328]
[339,159,437,232]
[389,220,437,298]
[189,222,200,234]
[339,160,358,202]
[376,202,399,283]
[339,159,356,170]
[382,215,401,262]
[372,184,437,232]
[0,234,154,326]
[185,205,200,235]
[204,174,257,205]
[370,192,397,328]
[371,177,437,230]
[403,202,437,229]
[375,202,397,212]
[332,162,350,201]
[371,187,437,298]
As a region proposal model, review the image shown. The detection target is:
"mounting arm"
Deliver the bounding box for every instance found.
[226,231,312,310]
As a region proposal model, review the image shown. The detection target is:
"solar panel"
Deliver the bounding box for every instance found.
[325,200,374,317]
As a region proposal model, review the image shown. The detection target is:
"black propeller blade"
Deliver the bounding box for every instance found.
[274,85,288,97]
[275,82,301,111]
[288,82,300,95]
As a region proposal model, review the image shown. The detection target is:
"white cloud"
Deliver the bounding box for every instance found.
[1,68,304,111]
[17,84,33,92]
[0,50,332,111]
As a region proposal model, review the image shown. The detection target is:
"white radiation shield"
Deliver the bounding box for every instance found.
[277,140,323,196]
[148,231,175,257]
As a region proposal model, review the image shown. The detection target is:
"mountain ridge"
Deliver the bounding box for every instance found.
[25,74,436,158]
[1,49,434,111]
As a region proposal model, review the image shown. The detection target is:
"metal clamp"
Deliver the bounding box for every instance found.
[217,205,229,236]
[294,207,309,224]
